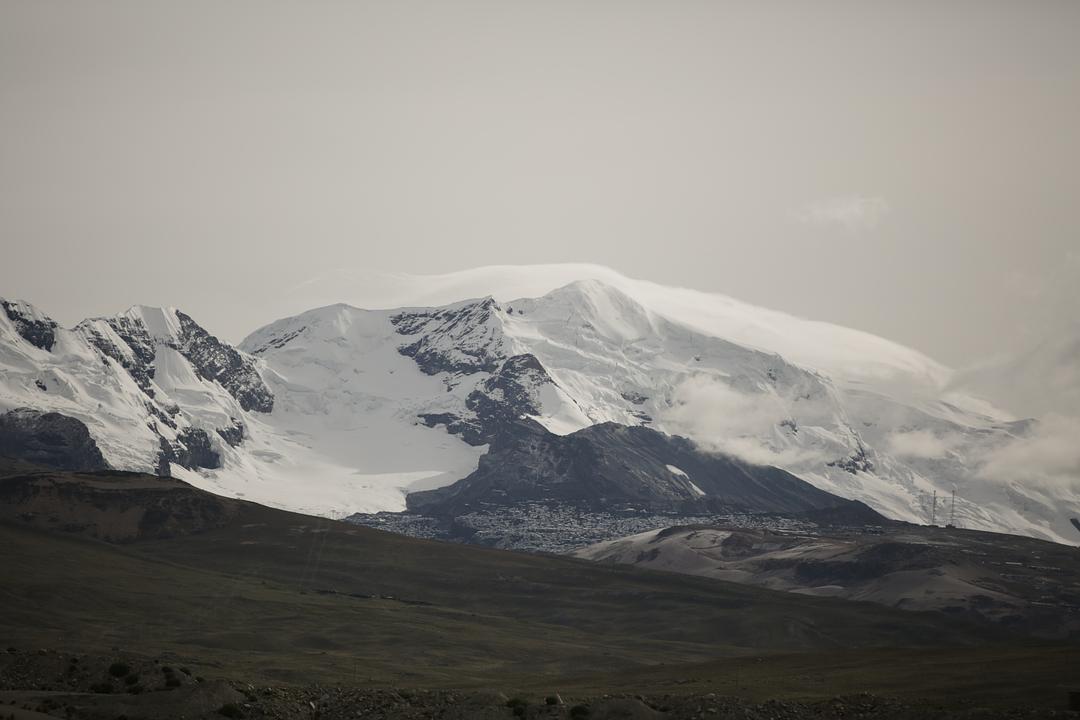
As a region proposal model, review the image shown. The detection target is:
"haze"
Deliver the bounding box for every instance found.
[1,1,1078,368]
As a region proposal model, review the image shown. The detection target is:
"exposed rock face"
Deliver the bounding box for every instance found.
[155,427,221,476]
[174,311,274,413]
[81,315,158,396]
[829,441,875,474]
[419,353,558,446]
[216,418,245,447]
[0,470,240,542]
[392,298,507,377]
[1,300,57,352]
[407,419,873,519]
[78,309,274,413]
[0,408,109,471]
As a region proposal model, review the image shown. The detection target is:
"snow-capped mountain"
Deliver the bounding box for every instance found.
[2,266,1076,543]
[406,418,881,522]
[0,301,272,476]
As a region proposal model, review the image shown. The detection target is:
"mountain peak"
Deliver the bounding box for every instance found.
[1,297,59,352]
[118,305,185,341]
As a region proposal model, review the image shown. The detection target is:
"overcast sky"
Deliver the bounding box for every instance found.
[1,0,1078,366]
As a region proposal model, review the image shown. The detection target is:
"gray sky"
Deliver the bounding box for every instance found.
[1,0,1078,367]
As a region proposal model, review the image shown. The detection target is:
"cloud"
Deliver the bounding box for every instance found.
[798,195,890,232]
[886,429,959,459]
[977,414,1080,493]
[659,376,824,467]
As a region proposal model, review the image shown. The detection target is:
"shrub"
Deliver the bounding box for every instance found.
[124,674,139,685]
[545,696,560,705]
[506,697,528,718]
[165,677,182,688]
[89,682,112,694]
[218,703,244,718]
[570,704,591,720]
[108,663,130,678]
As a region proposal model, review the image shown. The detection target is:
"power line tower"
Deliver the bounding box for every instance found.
[929,490,937,527]
[947,489,957,529]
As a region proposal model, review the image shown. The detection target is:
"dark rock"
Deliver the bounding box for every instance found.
[145,401,178,430]
[828,440,874,474]
[174,311,274,413]
[407,419,871,519]
[216,418,245,448]
[82,316,158,397]
[155,427,221,476]
[245,327,304,355]
[417,413,486,446]
[419,353,558,446]
[0,408,109,471]
[392,298,505,376]
[1,300,58,352]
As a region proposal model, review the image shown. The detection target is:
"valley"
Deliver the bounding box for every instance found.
[0,466,1076,717]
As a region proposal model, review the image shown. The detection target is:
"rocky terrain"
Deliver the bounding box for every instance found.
[0,302,273,484]
[575,524,1080,638]
[0,469,241,542]
[1,648,1077,720]
[5,270,1079,542]
[350,503,825,553]
[1,467,1076,717]
[0,409,108,472]
[405,419,879,519]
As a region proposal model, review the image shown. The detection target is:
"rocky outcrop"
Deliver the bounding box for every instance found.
[828,439,875,474]
[1,300,58,352]
[407,419,872,519]
[174,311,274,413]
[0,408,109,471]
[392,298,507,376]
[81,316,158,396]
[155,427,221,476]
[216,418,245,447]
[419,353,558,446]
[0,470,240,542]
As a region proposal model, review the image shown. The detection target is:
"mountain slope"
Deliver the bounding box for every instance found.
[279,264,951,395]
[574,524,1080,638]
[3,269,1074,543]
[248,280,1071,542]
[0,300,272,478]
[0,467,1002,683]
[407,419,879,520]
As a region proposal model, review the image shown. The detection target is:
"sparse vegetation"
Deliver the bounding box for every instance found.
[0,471,1076,713]
[108,662,130,677]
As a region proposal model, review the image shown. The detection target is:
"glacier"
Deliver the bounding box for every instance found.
[2,265,1075,543]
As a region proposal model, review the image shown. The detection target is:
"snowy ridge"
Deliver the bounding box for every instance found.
[0,300,266,478]
[3,266,1076,543]
[279,264,953,398]
[245,278,1074,542]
